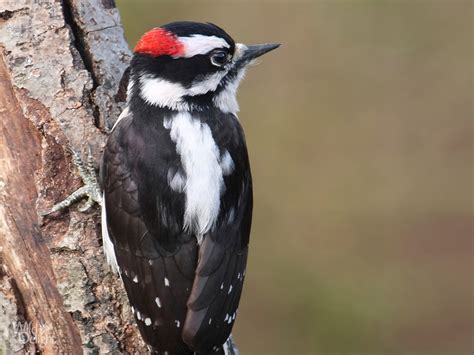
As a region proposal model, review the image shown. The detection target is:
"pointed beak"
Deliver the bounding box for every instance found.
[236,43,280,66]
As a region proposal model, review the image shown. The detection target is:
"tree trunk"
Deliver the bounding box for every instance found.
[0,0,144,353]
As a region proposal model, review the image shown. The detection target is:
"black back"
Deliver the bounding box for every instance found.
[101,102,252,353]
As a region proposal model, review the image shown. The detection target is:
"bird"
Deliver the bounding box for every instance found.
[100,21,279,354]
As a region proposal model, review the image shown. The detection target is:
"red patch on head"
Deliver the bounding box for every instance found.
[134,28,184,57]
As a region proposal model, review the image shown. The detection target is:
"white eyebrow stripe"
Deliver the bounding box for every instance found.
[179,35,230,57]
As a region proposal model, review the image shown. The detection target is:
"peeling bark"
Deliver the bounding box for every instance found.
[0,0,143,353]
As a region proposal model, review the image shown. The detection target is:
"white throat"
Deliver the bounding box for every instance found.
[139,70,229,111]
[213,68,247,115]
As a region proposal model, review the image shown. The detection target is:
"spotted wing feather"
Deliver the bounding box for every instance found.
[101,113,197,354]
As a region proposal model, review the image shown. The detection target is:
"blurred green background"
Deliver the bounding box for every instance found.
[115,1,473,354]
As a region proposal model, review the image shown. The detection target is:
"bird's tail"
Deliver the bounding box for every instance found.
[149,335,237,355]
[149,348,194,355]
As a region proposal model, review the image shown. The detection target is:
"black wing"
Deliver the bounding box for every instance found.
[101,112,197,354]
[102,109,252,354]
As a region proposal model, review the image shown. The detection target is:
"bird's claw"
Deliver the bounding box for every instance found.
[42,145,102,216]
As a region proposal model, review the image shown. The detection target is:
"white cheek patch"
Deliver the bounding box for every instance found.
[140,74,189,111]
[179,34,230,58]
[140,72,228,111]
[189,71,227,96]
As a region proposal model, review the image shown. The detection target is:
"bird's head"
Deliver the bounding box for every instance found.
[128,21,279,113]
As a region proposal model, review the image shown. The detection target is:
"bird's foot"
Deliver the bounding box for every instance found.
[42,146,102,216]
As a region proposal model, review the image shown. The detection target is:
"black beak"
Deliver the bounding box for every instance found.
[237,43,280,65]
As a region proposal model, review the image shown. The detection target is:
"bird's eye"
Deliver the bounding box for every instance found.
[210,50,229,66]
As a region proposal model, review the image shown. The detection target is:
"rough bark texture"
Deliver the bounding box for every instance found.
[0,0,144,353]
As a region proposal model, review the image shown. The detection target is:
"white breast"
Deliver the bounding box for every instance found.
[167,112,232,237]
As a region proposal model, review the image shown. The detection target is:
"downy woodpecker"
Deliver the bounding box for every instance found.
[100,21,279,354]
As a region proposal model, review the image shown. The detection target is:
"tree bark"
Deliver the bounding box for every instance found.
[0,0,144,353]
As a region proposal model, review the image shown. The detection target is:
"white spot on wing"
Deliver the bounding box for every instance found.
[137,311,142,320]
[175,320,181,328]
[164,277,170,287]
[224,314,229,321]
[220,283,224,290]
[144,317,152,326]
[167,169,185,193]
[155,297,162,308]
[220,150,235,176]
[228,285,233,294]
